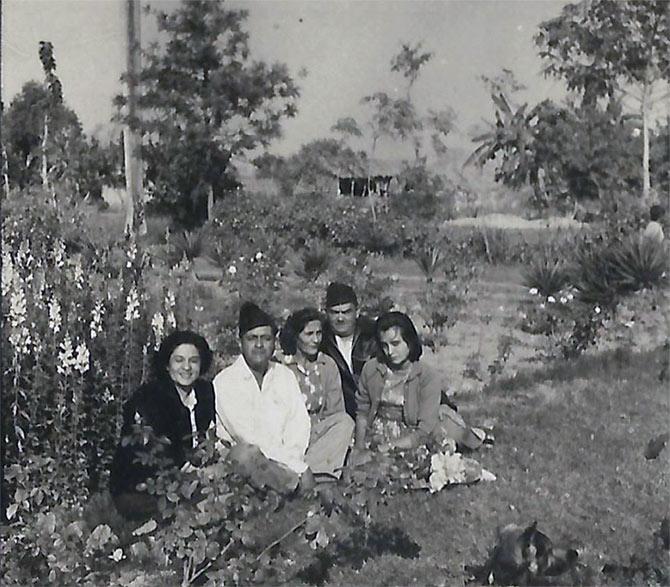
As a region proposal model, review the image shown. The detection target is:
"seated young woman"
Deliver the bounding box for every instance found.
[280,308,354,481]
[110,330,215,520]
[351,311,488,464]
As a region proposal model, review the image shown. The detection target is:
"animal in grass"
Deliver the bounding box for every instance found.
[480,522,579,586]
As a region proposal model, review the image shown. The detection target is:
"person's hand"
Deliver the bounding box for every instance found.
[299,468,315,493]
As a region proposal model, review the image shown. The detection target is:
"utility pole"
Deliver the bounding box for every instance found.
[123,0,145,235]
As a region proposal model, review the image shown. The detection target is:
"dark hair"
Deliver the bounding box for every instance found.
[279,307,324,355]
[650,204,665,222]
[375,311,422,363]
[152,330,213,379]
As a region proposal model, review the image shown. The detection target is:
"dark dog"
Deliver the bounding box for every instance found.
[477,522,579,586]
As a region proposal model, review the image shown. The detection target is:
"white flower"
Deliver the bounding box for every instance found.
[539,303,545,310]
[631,128,641,137]
[72,260,84,290]
[567,293,574,301]
[594,306,601,314]
[560,296,568,304]
[151,312,165,349]
[57,334,76,376]
[48,298,62,334]
[529,287,539,295]
[90,300,105,340]
[124,287,141,323]
[429,451,466,492]
[2,251,15,296]
[255,251,263,261]
[227,264,237,275]
[109,548,124,562]
[74,342,90,374]
[164,289,176,310]
[53,240,66,268]
[163,289,177,329]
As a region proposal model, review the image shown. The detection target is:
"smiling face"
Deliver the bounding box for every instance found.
[297,319,323,359]
[240,325,275,374]
[326,302,357,338]
[167,344,202,388]
[379,326,411,368]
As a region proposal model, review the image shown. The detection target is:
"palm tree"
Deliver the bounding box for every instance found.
[466,93,547,208]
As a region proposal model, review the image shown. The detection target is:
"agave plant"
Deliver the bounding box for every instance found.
[169,228,205,265]
[570,242,622,309]
[522,253,570,298]
[296,240,332,282]
[609,236,668,293]
[414,244,443,283]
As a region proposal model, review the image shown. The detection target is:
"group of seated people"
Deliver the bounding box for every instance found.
[110,282,491,520]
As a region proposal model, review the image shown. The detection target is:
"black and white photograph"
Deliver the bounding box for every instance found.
[1,0,669,584]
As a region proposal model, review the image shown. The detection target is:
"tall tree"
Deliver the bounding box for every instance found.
[37,41,63,200]
[390,41,433,100]
[115,0,300,228]
[466,93,548,208]
[536,0,670,201]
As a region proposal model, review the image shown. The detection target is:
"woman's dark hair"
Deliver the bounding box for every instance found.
[375,311,422,363]
[279,307,324,355]
[650,204,665,222]
[152,330,213,379]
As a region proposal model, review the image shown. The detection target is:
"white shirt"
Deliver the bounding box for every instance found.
[176,387,197,448]
[643,221,664,243]
[335,334,354,373]
[213,356,311,474]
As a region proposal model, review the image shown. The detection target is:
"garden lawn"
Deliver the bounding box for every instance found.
[320,346,670,586]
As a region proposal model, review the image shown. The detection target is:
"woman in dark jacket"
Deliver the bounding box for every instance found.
[351,312,489,463]
[110,330,215,519]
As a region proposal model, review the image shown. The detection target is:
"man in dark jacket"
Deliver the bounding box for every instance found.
[320,282,377,418]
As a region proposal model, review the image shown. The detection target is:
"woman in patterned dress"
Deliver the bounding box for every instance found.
[280,308,354,480]
[351,312,488,464]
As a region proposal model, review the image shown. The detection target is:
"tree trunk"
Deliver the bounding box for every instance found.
[124,0,144,235]
[206,183,214,221]
[42,113,50,192]
[641,81,651,203]
[1,144,10,199]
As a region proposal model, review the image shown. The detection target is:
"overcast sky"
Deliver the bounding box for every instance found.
[3,0,570,158]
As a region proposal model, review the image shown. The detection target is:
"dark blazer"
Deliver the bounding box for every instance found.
[109,377,215,496]
[321,316,377,418]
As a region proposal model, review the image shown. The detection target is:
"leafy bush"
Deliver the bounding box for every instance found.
[520,287,608,359]
[416,282,469,350]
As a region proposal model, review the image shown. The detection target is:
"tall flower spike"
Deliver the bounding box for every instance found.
[74,342,90,375]
[125,287,141,323]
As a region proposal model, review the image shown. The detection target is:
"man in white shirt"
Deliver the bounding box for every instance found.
[214,302,314,494]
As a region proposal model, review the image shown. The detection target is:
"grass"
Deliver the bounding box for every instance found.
[318,345,669,586]
[44,206,670,584]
